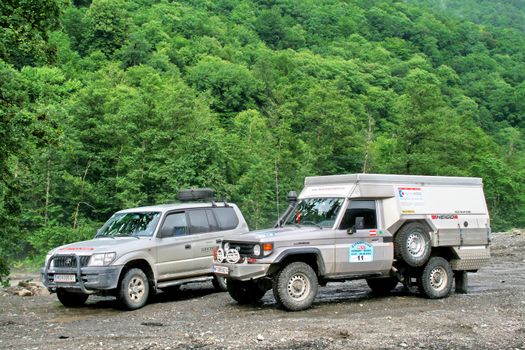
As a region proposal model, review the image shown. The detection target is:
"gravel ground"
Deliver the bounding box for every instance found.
[1,231,524,350]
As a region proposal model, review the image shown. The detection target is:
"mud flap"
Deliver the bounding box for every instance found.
[454,271,468,294]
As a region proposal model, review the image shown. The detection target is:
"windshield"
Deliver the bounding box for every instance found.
[96,212,161,238]
[285,198,344,228]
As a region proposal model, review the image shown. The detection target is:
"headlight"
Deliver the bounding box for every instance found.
[223,242,230,251]
[253,244,261,256]
[88,252,116,266]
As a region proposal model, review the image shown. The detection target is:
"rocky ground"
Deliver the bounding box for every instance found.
[1,231,524,350]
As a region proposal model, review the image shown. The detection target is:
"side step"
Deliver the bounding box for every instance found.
[157,276,213,289]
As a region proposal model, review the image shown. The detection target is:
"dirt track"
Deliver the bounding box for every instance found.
[1,232,524,350]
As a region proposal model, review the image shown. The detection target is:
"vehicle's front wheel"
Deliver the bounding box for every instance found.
[212,275,227,292]
[366,277,399,296]
[394,222,431,267]
[56,289,89,307]
[418,257,453,299]
[117,268,150,310]
[227,280,266,304]
[273,262,318,311]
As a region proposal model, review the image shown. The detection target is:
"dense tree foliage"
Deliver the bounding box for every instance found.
[1,0,524,275]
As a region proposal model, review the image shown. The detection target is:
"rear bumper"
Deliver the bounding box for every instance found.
[213,262,270,281]
[41,265,123,294]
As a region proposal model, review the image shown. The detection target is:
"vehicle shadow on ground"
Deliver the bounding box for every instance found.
[81,283,220,310]
[231,285,420,312]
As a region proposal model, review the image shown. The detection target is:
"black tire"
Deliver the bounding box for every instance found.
[56,289,89,307]
[394,222,431,267]
[454,271,468,294]
[227,280,266,304]
[366,277,399,296]
[212,275,228,292]
[117,268,150,310]
[418,257,453,299]
[273,262,318,311]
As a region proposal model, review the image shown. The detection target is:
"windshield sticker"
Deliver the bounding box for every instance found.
[349,241,373,262]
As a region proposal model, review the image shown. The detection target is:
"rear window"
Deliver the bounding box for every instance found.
[213,207,239,230]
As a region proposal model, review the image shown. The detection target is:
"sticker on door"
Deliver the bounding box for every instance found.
[349,241,374,262]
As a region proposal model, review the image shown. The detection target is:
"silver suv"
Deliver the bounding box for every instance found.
[41,190,248,310]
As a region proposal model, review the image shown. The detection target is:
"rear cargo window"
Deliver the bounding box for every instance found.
[213,207,239,230]
[339,200,377,230]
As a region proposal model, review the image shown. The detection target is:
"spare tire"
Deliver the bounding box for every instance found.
[394,222,431,267]
[177,188,215,201]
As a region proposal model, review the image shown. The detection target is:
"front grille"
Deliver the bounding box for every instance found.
[52,255,90,268]
[225,241,255,257]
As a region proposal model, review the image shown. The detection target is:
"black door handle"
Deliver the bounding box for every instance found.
[216,239,221,243]
[185,244,191,249]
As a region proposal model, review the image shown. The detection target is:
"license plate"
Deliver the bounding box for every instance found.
[54,274,76,283]
[212,265,229,275]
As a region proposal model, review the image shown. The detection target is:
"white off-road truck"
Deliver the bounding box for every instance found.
[41,189,249,310]
[213,174,491,311]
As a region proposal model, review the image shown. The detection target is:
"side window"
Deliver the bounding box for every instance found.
[213,207,239,230]
[339,200,377,230]
[160,212,188,237]
[206,209,219,231]
[187,209,211,234]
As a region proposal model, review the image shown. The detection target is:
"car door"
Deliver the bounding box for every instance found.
[155,211,197,281]
[187,208,219,272]
[334,200,392,275]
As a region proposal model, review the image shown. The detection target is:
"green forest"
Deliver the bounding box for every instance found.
[1,0,524,280]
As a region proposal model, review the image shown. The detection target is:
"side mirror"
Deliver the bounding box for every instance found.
[349,217,365,234]
[287,191,298,203]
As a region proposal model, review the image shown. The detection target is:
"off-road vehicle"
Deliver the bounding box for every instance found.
[213,174,491,311]
[41,189,248,310]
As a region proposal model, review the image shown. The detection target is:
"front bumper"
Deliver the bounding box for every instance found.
[213,261,270,281]
[41,265,124,294]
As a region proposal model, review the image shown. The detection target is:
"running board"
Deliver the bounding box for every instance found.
[157,276,213,289]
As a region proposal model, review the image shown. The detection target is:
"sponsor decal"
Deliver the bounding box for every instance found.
[59,247,95,251]
[369,230,384,236]
[431,214,459,220]
[349,241,374,262]
[397,187,424,209]
[402,210,415,214]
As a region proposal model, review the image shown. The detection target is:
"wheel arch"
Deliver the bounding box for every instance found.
[271,249,326,276]
[119,259,156,290]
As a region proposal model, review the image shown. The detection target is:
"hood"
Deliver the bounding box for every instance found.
[225,225,322,243]
[50,237,150,255]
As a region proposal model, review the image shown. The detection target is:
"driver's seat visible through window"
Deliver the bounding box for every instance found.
[339,200,377,230]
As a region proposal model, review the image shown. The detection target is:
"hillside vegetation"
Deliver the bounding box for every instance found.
[1,0,524,275]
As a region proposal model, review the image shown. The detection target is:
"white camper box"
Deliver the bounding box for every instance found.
[302,174,491,271]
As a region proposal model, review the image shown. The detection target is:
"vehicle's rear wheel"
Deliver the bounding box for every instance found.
[117,268,150,310]
[227,280,266,304]
[394,222,431,267]
[418,257,453,299]
[56,289,89,307]
[273,262,318,311]
[212,275,228,292]
[366,277,399,295]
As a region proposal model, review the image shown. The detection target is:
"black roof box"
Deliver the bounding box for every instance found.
[177,188,215,201]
